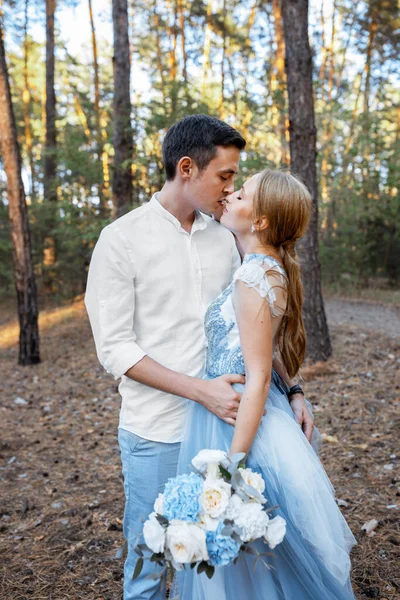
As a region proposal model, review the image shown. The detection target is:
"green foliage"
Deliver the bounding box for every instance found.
[1,0,399,299]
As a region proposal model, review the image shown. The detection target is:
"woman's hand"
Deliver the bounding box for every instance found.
[289,394,314,443]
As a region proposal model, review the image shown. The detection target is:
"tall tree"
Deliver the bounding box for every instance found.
[112,0,133,219]
[43,0,57,276]
[22,0,36,202]
[281,0,332,362]
[271,0,289,165]
[88,0,109,214]
[178,0,189,104]
[202,0,213,97]
[0,18,40,365]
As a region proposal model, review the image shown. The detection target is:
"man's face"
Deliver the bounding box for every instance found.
[185,146,241,214]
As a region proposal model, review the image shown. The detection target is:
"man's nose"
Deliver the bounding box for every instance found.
[224,181,235,194]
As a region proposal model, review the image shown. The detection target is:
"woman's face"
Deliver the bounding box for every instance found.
[220,174,259,236]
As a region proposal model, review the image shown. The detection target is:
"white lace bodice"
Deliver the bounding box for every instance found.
[204,253,287,378]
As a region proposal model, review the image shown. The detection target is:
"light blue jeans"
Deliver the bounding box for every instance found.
[118,428,181,600]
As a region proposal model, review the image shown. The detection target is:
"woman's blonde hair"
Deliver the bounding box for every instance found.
[253,168,312,378]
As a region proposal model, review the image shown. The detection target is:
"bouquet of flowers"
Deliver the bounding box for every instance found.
[132,449,286,580]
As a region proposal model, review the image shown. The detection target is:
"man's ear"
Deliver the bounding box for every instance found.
[255,216,269,232]
[177,156,193,180]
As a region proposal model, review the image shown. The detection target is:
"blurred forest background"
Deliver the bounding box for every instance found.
[1,0,399,304]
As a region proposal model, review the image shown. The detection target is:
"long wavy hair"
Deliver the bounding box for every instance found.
[253,169,312,378]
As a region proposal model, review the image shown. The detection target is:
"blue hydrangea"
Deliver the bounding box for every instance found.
[206,523,241,567]
[163,473,203,522]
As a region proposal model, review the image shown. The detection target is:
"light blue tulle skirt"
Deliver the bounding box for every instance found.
[173,371,357,600]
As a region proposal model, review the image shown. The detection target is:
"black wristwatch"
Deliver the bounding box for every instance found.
[287,384,304,400]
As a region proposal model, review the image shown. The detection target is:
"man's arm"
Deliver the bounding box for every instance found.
[272,354,314,443]
[125,358,244,424]
[85,225,243,424]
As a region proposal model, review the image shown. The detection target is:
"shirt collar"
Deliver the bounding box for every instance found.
[149,194,208,233]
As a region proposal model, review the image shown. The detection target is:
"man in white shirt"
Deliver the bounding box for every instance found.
[85,114,247,599]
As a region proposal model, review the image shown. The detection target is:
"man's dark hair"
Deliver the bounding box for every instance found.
[162,114,246,181]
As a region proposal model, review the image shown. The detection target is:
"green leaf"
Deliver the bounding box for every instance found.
[114,541,128,559]
[219,465,232,480]
[132,557,144,580]
[197,561,208,575]
[150,552,165,563]
[155,514,169,527]
[205,565,215,579]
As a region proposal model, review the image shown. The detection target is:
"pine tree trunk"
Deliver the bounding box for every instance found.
[271,0,289,165]
[112,0,133,219]
[320,1,336,236]
[44,0,56,203]
[178,0,189,105]
[43,0,57,281]
[281,0,332,362]
[23,0,36,203]
[166,0,178,113]
[219,0,226,118]
[0,21,40,365]
[153,3,168,107]
[88,0,107,215]
[202,0,213,97]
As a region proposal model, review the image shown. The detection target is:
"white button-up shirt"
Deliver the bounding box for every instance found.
[85,194,241,443]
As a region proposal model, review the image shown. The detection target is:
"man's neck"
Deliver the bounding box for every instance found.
[157,183,196,232]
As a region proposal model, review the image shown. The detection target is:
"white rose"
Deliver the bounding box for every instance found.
[224,493,244,521]
[264,516,286,549]
[233,502,270,542]
[166,521,208,564]
[154,493,164,515]
[192,449,229,475]
[198,512,219,531]
[238,468,266,497]
[143,513,166,554]
[200,477,231,519]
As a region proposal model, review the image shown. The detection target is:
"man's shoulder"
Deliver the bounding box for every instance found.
[113,202,152,227]
[100,203,152,237]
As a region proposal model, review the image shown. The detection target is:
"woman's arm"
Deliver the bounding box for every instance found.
[229,282,273,456]
[272,353,314,444]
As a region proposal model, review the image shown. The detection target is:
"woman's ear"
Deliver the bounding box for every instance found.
[177,156,193,180]
[255,216,269,232]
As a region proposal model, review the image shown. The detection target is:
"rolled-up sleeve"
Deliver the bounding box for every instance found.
[84,224,146,379]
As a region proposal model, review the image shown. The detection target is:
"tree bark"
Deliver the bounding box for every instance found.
[23,0,36,202]
[88,0,107,214]
[281,0,332,362]
[0,20,40,365]
[112,0,133,219]
[178,0,189,105]
[219,0,226,118]
[44,0,57,275]
[271,0,289,165]
[202,0,213,97]
[153,3,167,107]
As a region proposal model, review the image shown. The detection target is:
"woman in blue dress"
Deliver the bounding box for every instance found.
[175,169,356,599]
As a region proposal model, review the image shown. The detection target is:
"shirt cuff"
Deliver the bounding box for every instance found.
[104,341,147,380]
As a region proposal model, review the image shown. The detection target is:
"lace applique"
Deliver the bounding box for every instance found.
[232,261,286,317]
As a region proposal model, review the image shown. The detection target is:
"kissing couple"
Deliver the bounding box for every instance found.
[85,114,356,600]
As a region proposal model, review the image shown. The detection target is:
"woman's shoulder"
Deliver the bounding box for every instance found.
[232,254,287,315]
[243,253,286,274]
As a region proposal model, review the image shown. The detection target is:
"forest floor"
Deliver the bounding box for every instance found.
[0,295,399,600]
